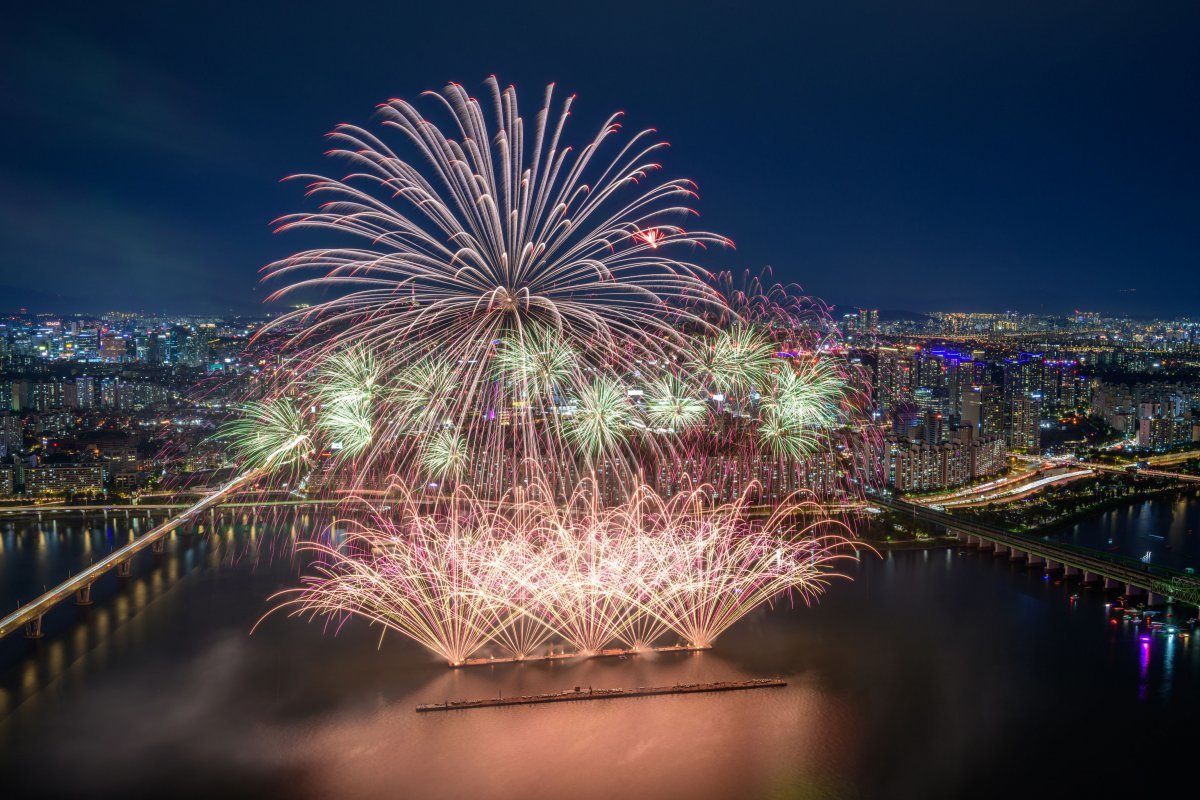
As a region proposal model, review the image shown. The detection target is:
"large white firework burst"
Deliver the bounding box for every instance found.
[259,78,734,486]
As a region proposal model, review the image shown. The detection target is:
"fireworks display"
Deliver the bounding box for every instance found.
[209,79,880,667]
[256,78,737,490]
[216,397,314,475]
[266,478,860,665]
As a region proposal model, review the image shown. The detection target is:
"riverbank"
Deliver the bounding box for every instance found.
[1023,485,1200,534]
[950,473,1199,534]
[864,535,959,550]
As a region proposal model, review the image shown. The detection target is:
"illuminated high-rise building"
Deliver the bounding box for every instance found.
[1002,354,1044,451]
[0,412,22,457]
[874,346,916,412]
[1007,392,1042,452]
[1042,359,1080,410]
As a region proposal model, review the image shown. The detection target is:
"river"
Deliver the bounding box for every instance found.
[1053,490,1200,569]
[0,502,1195,799]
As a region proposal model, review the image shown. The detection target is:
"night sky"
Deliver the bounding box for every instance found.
[2,1,1197,317]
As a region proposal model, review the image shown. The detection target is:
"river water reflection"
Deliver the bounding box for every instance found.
[0,504,1196,799]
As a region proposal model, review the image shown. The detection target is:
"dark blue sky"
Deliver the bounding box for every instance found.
[2,1,1196,317]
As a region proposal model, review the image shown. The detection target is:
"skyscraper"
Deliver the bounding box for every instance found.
[874,346,916,413]
[1002,354,1044,452]
[1008,392,1042,452]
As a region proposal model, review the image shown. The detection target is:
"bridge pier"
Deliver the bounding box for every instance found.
[116,559,132,579]
[24,615,43,639]
[74,583,94,606]
[878,499,1200,618]
[151,538,166,556]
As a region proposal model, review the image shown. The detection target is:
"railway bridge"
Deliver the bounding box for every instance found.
[877,497,1200,608]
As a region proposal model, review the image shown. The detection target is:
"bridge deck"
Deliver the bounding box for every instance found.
[0,499,342,515]
[0,470,263,639]
[880,497,1200,606]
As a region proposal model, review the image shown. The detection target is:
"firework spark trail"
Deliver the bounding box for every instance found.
[263,477,863,665]
[215,397,315,479]
[258,78,734,491]
[207,84,884,668]
[274,498,523,665]
[213,81,881,505]
[217,315,861,503]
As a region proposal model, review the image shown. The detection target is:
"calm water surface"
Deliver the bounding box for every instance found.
[0,503,1196,800]
[1053,489,1200,569]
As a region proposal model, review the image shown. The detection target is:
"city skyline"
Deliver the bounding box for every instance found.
[3,2,1198,317]
[2,7,1199,799]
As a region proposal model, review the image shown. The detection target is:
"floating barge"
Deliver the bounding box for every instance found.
[454,643,711,668]
[415,677,786,712]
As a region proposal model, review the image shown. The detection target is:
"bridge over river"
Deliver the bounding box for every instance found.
[0,470,274,640]
[6,486,1196,643]
[876,497,1200,609]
